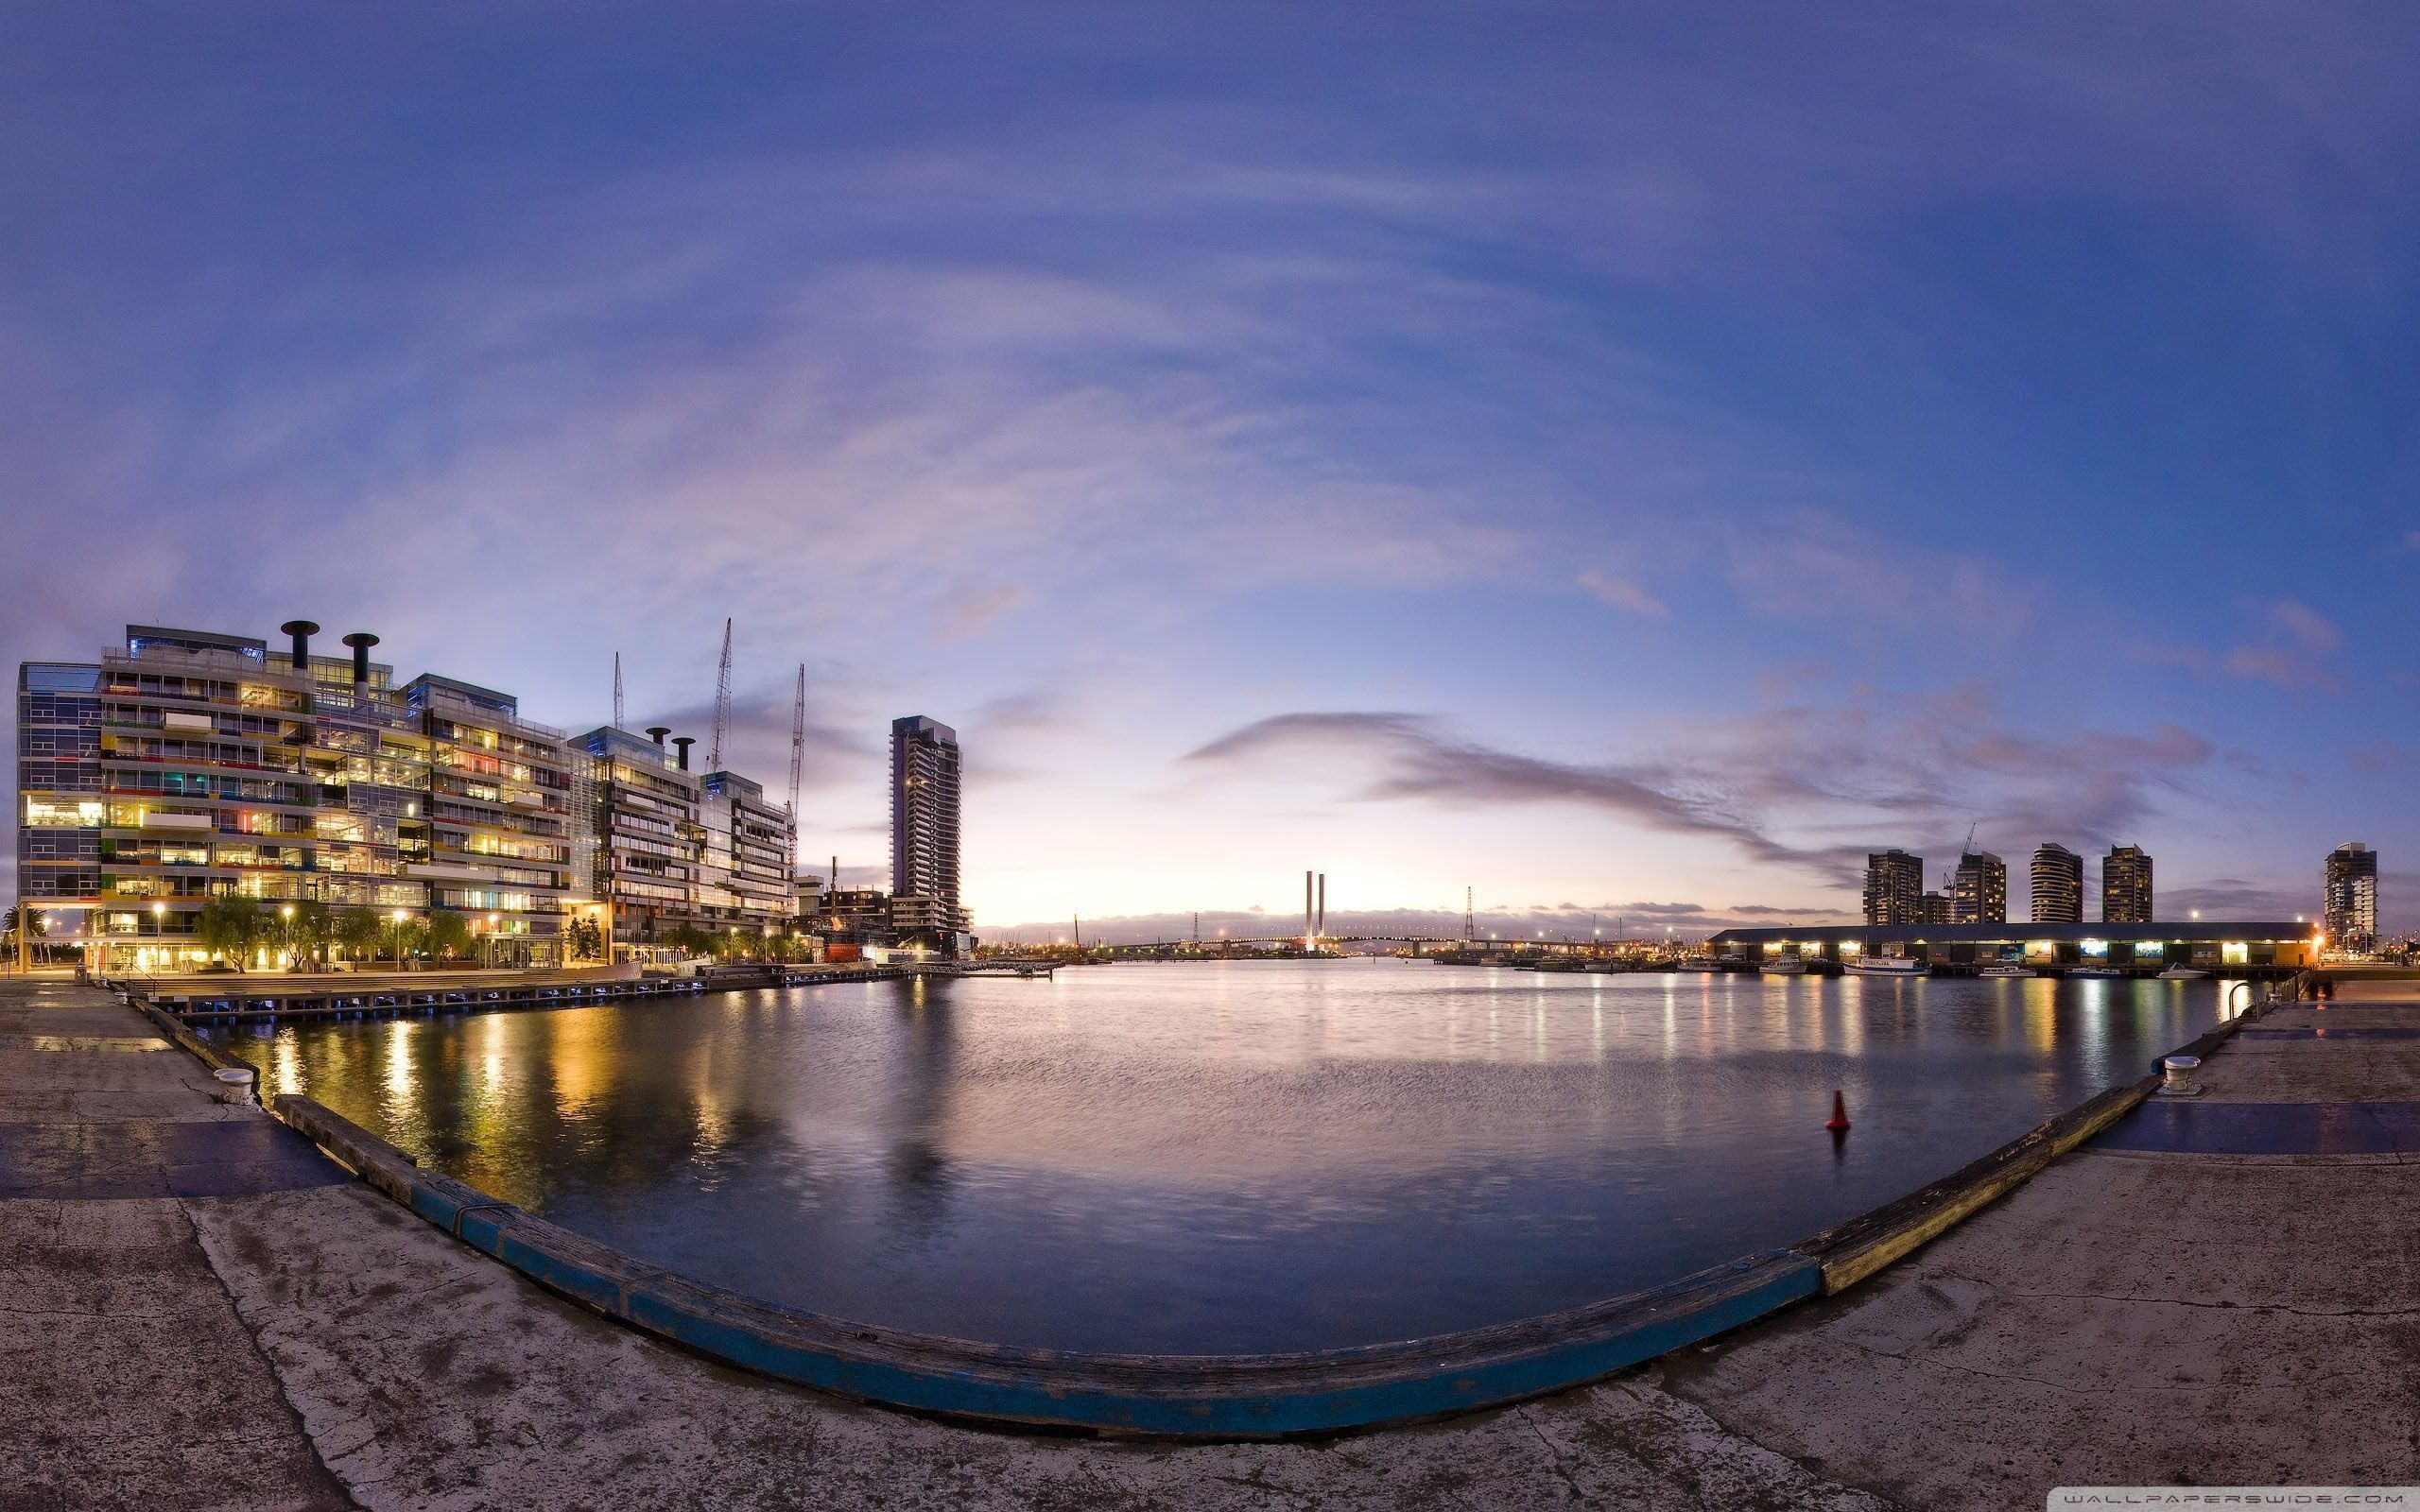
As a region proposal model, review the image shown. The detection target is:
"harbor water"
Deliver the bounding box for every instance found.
[207,961,2237,1353]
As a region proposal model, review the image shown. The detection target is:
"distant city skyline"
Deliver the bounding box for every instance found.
[10,8,2420,935]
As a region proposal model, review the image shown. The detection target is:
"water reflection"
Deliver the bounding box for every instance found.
[210,964,2225,1353]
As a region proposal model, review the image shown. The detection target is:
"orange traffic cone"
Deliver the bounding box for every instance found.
[1824,1090,1851,1131]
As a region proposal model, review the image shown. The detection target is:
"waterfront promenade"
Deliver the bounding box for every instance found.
[6,972,2413,1510]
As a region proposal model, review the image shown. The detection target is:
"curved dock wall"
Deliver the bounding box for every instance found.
[182,990,2263,1437]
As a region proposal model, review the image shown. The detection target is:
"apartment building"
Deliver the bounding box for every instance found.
[16,624,571,970]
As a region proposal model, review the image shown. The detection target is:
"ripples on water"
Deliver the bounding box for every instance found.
[216,962,2236,1351]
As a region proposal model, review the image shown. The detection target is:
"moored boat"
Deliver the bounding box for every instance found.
[1676,958,1724,972]
[1845,955,1927,976]
[1759,955,1807,975]
[1978,964,2031,978]
[2154,965,2209,980]
[2066,966,2124,978]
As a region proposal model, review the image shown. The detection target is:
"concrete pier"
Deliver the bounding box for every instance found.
[6,971,2414,1509]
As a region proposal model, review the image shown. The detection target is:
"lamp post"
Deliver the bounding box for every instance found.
[282,903,295,970]
[152,902,165,972]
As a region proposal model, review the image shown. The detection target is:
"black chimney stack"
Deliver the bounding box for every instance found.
[671,736,694,771]
[340,631,379,686]
[646,726,670,747]
[279,620,319,672]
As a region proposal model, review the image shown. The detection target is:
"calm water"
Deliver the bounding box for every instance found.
[208,961,2235,1352]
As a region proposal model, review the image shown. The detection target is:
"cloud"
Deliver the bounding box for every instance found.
[2353,740,2420,772]
[1720,511,2035,637]
[2159,878,2313,921]
[1574,570,1667,617]
[2218,598,2342,689]
[1185,691,2221,900]
[931,583,1026,644]
[1186,711,1871,883]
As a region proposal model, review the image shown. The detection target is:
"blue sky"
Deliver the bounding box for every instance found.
[6,4,2418,937]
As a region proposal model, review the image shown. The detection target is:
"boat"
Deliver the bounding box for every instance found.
[1675,958,1724,972]
[1844,955,1928,976]
[1582,960,1623,973]
[2066,966,2125,978]
[2154,965,2209,980]
[1759,955,1807,975]
[1532,955,1584,973]
[1978,964,2031,978]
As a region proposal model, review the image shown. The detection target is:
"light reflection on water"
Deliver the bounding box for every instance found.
[214,962,2236,1352]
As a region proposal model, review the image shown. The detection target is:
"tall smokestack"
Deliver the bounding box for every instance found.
[646,726,670,747]
[671,736,694,771]
[279,620,319,672]
[1317,874,1325,936]
[1305,870,1314,939]
[340,631,378,686]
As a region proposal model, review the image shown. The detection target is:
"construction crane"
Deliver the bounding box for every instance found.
[786,664,806,864]
[613,651,624,730]
[707,618,733,772]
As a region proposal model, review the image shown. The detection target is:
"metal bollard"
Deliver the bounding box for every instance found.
[2160,1054,2202,1097]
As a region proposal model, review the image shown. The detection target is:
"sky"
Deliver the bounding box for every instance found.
[7,3,2420,941]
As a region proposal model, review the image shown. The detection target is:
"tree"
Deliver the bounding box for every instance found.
[427,908,473,962]
[335,906,384,965]
[666,923,711,958]
[196,895,263,971]
[287,901,334,966]
[391,916,430,965]
[566,919,602,962]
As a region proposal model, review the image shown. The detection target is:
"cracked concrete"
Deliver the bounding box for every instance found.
[9,974,2418,1509]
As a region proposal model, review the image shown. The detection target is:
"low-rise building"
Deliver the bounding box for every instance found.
[1709,921,2321,972]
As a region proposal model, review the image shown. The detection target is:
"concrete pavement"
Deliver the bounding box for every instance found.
[6,973,2414,1510]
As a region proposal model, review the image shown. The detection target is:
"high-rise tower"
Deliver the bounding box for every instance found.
[1862,850,1925,925]
[890,716,963,940]
[2030,843,2083,923]
[2324,842,2377,953]
[2101,845,2154,924]
[1952,850,2008,925]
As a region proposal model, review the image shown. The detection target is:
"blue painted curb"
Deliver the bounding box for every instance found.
[268,1091,1816,1436]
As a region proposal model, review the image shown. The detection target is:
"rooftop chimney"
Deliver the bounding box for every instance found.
[339,631,379,686]
[646,726,670,746]
[278,620,319,672]
[671,735,694,771]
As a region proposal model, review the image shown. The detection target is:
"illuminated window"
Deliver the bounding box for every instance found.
[2222,941,2249,965]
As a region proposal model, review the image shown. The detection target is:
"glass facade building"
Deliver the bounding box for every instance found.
[17,626,571,970]
[2323,842,2377,954]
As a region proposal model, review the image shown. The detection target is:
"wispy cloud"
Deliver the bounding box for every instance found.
[1575,570,1667,617]
[1185,691,2219,897]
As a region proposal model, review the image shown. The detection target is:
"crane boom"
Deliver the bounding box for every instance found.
[786,663,806,817]
[707,618,733,771]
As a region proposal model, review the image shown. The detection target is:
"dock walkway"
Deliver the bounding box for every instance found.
[6,972,2413,1509]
